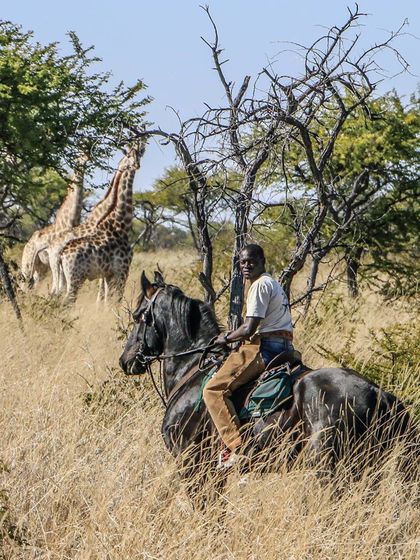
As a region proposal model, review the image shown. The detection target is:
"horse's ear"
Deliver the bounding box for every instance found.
[141,271,152,293]
[154,270,165,287]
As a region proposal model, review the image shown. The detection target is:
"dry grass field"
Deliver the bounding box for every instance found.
[0,249,419,559]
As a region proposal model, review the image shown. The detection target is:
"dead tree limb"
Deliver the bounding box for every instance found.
[0,249,23,328]
[129,5,409,317]
[129,127,216,304]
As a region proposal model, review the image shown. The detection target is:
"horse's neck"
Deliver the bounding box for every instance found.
[160,296,219,396]
[163,353,203,397]
[162,333,216,396]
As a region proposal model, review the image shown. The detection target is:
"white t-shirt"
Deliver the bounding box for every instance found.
[246,273,293,334]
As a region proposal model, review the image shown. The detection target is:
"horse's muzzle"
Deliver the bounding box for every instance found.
[119,354,147,376]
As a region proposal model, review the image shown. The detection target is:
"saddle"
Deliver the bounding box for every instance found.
[232,349,307,421]
[193,349,308,419]
[265,349,302,371]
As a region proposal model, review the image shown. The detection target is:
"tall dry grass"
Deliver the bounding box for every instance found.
[0,249,418,559]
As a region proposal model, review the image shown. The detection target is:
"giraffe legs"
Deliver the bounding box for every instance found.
[49,249,62,295]
[61,252,84,304]
[106,271,128,302]
[57,265,66,294]
[60,241,132,305]
[96,278,109,304]
[64,274,83,304]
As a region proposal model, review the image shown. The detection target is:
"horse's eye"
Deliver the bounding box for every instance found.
[132,308,144,323]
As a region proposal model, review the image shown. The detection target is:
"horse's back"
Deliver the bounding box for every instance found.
[295,367,410,441]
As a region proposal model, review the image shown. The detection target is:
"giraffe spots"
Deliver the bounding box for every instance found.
[59,148,142,302]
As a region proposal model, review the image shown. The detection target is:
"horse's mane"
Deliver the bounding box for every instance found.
[166,285,220,341]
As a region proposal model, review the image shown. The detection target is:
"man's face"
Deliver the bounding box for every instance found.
[239,250,265,281]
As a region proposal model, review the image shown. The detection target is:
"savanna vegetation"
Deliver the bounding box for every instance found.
[0,252,419,559]
[0,6,419,559]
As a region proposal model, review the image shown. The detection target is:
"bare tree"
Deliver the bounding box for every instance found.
[128,128,220,304]
[134,200,163,251]
[132,5,408,323]
[261,7,409,303]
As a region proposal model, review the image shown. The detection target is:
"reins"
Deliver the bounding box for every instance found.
[145,361,167,408]
[141,341,222,409]
[139,343,219,363]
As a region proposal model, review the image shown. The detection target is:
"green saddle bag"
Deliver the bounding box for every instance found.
[239,364,294,420]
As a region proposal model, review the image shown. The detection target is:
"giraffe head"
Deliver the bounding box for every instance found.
[20,233,49,290]
[118,140,147,172]
[21,240,36,286]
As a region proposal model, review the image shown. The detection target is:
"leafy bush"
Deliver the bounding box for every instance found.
[21,294,78,331]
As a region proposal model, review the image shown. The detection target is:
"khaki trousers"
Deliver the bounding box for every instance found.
[203,338,265,451]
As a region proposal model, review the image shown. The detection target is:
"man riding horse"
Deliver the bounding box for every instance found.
[203,243,295,468]
[119,250,413,498]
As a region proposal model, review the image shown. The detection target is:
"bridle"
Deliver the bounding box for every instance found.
[133,287,165,368]
[131,287,223,408]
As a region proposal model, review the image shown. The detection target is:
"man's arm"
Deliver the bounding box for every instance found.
[215,316,261,345]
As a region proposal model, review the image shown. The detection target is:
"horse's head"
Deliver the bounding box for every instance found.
[119,270,220,376]
[119,270,167,375]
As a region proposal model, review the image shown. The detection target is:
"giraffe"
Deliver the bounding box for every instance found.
[21,157,87,288]
[36,160,123,295]
[59,144,144,303]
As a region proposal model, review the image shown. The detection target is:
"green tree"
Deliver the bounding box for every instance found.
[334,93,419,298]
[0,20,150,318]
[287,92,420,302]
[0,20,149,238]
[134,166,237,254]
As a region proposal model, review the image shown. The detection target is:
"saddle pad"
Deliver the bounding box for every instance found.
[193,365,218,413]
[239,364,293,420]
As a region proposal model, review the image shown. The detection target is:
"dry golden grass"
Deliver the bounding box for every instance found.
[0,249,418,559]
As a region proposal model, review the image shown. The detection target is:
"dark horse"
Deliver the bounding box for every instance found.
[120,272,412,497]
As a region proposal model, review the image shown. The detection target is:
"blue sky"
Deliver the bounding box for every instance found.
[3,1,419,192]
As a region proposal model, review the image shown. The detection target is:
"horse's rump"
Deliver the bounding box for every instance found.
[252,367,413,464]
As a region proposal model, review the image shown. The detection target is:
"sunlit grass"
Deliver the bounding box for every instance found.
[0,249,418,559]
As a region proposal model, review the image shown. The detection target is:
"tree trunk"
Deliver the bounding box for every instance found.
[345,246,363,298]
[228,179,254,330]
[202,239,213,301]
[303,254,321,315]
[228,252,244,330]
[142,223,153,251]
[0,249,23,327]
[279,204,328,298]
[189,185,214,306]
[184,171,214,305]
[186,206,200,253]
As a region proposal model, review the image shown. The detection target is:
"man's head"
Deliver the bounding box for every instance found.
[239,244,266,281]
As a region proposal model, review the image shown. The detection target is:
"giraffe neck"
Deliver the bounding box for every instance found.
[100,166,136,235]
[84,169,122,226]
[54,168,85,229]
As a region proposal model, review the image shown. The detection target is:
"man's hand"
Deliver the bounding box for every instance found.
[215,332,229,345]
[215,317,261,346]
